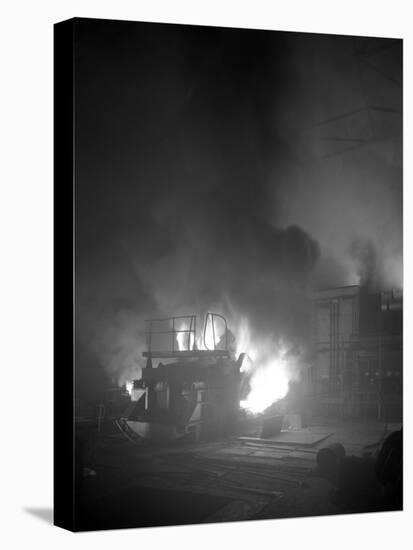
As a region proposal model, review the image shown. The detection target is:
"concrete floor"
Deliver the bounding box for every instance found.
[74,417,402,531]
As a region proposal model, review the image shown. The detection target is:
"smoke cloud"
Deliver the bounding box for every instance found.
[273,34,402,290]
[74,21,402,394]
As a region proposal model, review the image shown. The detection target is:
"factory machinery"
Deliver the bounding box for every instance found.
[122,313,243,441]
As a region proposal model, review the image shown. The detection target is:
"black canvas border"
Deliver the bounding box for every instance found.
[54,18,76,532]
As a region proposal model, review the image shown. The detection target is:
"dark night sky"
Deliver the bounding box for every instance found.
[73,19,402,394]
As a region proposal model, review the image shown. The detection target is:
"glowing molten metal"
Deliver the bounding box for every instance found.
[240,351,290,414]
[234,317,293,414]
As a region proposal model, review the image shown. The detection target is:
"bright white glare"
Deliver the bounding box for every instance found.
[240,355,290,414]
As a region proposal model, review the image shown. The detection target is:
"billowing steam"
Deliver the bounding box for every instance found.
[74,23,402,408]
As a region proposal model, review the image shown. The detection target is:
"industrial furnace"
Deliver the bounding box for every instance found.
[123,313,242,441]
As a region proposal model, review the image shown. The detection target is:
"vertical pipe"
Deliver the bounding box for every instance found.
[212,314,216,350]
[378,340,383,421]
[172,317,175,352]
[148,320,152,353]
[188,315,192,351]
[329,301,333,397]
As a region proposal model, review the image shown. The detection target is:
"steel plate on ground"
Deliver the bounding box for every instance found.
[238,431,333,447]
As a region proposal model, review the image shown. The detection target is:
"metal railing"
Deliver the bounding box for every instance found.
[144,312,228,356]
[145,315,196,353]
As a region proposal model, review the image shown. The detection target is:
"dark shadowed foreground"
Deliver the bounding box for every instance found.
[74,416,402,531]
